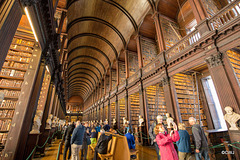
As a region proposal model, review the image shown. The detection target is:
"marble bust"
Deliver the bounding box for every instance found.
[123,117,127,126]
[139,115,144,127]
[166,113,174,128]
[52,116,57,128]
[30,110,43,134]
[113,118,116,125]
[46,114,53,129]
[224,106,240,130]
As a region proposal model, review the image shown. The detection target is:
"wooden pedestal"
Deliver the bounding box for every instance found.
[229,130,240,160]
[23,133,41,160]
[35,129,50,157]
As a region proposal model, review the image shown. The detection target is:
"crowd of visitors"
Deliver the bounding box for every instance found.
[61,115,210,160]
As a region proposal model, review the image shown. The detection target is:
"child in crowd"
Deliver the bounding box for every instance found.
[155,123,179,160]
[125,129,135,149]
[90,129,98,147]
[176,123,192,160]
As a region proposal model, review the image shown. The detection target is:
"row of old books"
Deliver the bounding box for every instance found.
[0,69,25,78]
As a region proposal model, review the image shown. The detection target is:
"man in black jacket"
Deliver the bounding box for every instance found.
[93,129,112,160]
[189,117,209,160]
[63,123,75,160]
[81,122,91,160]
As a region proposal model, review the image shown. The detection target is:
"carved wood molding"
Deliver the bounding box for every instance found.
[205,53,223,68]
[161,76,170,86]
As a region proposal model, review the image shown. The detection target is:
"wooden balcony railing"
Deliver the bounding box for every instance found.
[165,29,201,60]
[142,52,165,75]
[208,0,240,30]
[128,71,139,84]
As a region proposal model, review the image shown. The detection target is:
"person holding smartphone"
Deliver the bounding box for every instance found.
[155,122,180,160]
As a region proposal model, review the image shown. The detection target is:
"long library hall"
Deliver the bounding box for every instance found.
[0,0,240,160]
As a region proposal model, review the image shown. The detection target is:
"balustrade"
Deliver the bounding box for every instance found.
[208,0,240,30]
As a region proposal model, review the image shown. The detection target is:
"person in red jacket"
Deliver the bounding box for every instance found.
[155,123,180,160]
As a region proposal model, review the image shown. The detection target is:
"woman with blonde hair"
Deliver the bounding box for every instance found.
[176,123,191,160]
[155,123,179,160]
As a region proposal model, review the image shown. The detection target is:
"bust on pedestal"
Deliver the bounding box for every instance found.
[45,114,53,129]
[30,110,43,134]
[224,106,240,130]
[166,113,174,129]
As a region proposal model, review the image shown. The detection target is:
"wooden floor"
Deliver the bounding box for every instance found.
[33,139,158,160]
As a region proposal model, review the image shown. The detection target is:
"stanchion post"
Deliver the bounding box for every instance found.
[223,141,232,160]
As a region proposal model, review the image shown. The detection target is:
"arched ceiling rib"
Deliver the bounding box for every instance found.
[67,33,118,59]
[68,73,97,86]
[67,0,151,100]
[68,68,100,82]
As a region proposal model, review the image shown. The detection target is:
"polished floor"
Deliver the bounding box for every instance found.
[33,139,158,160]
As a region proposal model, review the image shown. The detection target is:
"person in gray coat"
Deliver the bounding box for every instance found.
[148,115,167,160]
[189,117,209,160]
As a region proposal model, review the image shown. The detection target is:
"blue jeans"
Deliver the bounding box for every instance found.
[153,142,161,160]
[195,149,210,160]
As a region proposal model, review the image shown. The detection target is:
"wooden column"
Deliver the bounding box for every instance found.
[125,93,129,121]
[152,12,166,52]
[152,12,177,120]
[23,69,51,159]
[108,99,111,126]
[57,11,66,35]
[206,53,240,159]
[102,102,105,121]
[136,35,143,69]
[53,94,59,116]
[188,0,208,24]
[127,94,131,125]
[206,53,240,113]
[50,93,57,115]
[162,76,177,120]
[104,76,107,95]
[3,47,43,160]
[0,0,22,69]
[36,82,54,156]
[125,50,130,79]
[56,99,60,117]
[116,59,120,86]
[48,85,56,116]
[109,68,112,91]
[100,82,103,98]
[115,97,120,129]
[223,52,240,106]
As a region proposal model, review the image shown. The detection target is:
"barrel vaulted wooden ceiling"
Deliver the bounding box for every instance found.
[55,0,186,102]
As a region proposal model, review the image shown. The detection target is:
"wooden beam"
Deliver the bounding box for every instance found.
[56,7,68,13]
[188,0,208,23]
[57,11,66,35]
[124,50,129,78]
[60,35,67,64]
[136,35,143,68]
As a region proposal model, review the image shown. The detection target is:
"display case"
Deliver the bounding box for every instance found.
[130,92,140,129]
[0,37,34,153]
[173,73,208,135]
[146,84,167,126]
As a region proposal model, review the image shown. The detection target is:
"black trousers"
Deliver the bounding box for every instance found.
[93,149,99,160]
[153,142,161,160]
[81,143,88,160]
[63,140,71,160]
